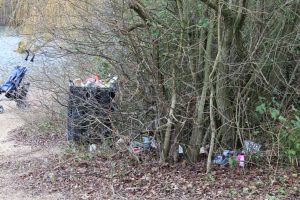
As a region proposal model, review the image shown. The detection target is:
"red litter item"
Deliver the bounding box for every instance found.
[132,147,142,154]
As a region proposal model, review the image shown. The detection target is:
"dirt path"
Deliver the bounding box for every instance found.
[0,101,63,200]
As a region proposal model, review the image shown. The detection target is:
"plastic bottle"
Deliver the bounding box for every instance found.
[239,154,245,168]
[143,136,151,149]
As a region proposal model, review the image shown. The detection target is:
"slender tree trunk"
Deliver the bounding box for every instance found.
[188,12,214,162]
[207,83,216,173]
[207,2,221,173]
[160,63,177,163]
[160,0,183,163]
[215,1,236,148]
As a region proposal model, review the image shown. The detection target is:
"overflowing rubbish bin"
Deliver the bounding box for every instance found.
[67,85,116,143]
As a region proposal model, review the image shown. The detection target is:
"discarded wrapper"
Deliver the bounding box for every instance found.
[237,153,245,167]
[73,78,83,86]
[244,140,261,154]
[89,144,97,152]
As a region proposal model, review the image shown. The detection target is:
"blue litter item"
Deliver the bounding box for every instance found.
[223,149,235,157]
[213,153,229,165]
[0,66,27,93]
[223,150,231,157]
[143,136,152,149]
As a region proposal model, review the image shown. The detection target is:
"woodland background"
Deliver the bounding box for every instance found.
[0,0,299,174]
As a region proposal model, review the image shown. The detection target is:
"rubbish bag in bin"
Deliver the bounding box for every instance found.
[67,85,115,143]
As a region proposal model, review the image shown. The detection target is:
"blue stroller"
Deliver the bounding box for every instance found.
[0,50,34,113]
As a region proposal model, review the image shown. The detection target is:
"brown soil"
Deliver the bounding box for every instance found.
[0,102,299,200]
[0,101,63,200]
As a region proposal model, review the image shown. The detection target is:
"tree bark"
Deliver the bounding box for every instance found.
[207,2,221,173]
[188,11,214,162]
[160,62,177,163]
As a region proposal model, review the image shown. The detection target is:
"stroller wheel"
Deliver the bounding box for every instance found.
[0,105,4,114]
[16,100,28,109]
[15,82,30,109]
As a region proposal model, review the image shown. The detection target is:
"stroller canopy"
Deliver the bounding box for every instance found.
[0,66,27,93]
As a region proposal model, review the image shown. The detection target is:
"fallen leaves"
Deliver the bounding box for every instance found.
[7,127,300,199]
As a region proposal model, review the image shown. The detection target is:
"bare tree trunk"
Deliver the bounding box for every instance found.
[160,61,177,163]
[215,2,235,148]
[160,0,183,163]
[207,83,216,173]
[188,11,214,162]
[207,3,221,173]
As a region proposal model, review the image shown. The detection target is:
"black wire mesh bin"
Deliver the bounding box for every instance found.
[67,85,116,143]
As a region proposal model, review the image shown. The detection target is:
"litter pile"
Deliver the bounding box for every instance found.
[70,74,118,88]
[129,135,158,154]
[213,140,262,167]
[67,74,117,143]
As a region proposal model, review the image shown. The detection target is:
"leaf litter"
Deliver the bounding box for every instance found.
[7,128,300,200]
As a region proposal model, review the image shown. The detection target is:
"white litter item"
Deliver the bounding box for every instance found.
[244,140,261,153]
[200,146,207,154]
[238,154,245,167]
[178,145,184,154]
[151,139,157,149]
[109,75,118,83]
[73,78,83,86]
[89,144,97,152]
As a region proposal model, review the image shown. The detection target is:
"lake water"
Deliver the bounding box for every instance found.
[0,26,24,80]
[0,25,67,84]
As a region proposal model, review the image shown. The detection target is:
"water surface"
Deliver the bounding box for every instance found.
[0,26,24,80]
